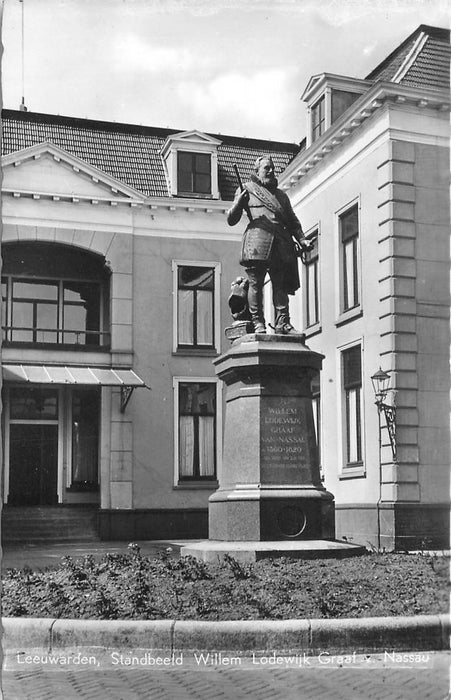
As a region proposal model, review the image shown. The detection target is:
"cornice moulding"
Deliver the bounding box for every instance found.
[281,81,450,189]
[2,187,231,215]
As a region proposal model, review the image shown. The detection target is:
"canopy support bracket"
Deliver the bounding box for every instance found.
[120,385,135,413]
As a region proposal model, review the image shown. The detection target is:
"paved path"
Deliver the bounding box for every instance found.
[2,651,450,699]
[1,540,185,570]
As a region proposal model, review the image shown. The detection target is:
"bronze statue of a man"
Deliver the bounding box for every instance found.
[227,155,310,334]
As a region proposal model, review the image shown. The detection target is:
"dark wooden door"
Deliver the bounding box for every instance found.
[8,424,58,505]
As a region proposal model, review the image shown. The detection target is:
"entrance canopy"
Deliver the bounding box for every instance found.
[2,364,147,412]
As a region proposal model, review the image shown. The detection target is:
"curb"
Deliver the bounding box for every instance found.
[2,614,450,654]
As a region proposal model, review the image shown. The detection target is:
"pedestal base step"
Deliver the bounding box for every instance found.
[181,539,367,563]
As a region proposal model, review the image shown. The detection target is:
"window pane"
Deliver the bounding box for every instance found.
[36,302,58,328]
[196,289,213,345]
[331,90,360,123]
[178,169,192,193]
[179,416,195,476]
[199,415,215,476]
[343,345,361,387]
[10,387,58,420]
[64,283,100,329]
[179,383,215,415]
[178,289,194,345]
[13,280,58,300]
[340,205,358,242]
[346,387,362,463]
[11,301,33,342]
[347,388,359,462]
[178,266,214,290]
[195,153,211,175]
[306,260,318,326]
[72,390,99,484]
[178,152,192,171]
[36,303,58,343]
[1,280,7,340]
[343,239,356,310]
[178,152,193,192]
[63,305,87,344]
[312,97,325,141]
[194,154,211,194]
[195,173,211,194]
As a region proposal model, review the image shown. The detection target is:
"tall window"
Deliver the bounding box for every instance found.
[71,390,100,487]
[340,204,360,312]
[177,266,214,349]
[178,382,216,480]
[304,234,319,327]
[311,372,321,473]
[2,243,110,347]
[311,96,326,142]
[342,345,363,466]
[177,151,211,195]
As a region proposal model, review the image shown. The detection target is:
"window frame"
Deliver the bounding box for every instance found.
[172,260,221,355]
[303,227,320,333]
[336,198,362,326]
[1,273,108,348]
[339,342,366,478]
[177,151,212,196]
[173,376,222,487]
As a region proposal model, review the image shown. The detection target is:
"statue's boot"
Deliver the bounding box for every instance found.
[274,303,301,335]
[246,268,266,334]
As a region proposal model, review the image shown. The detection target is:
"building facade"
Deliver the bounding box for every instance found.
[1,24,449,549]
[0,114,298,539]
[280,24,450,549]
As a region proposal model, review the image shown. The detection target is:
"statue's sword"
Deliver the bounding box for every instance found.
[233,163,253,222]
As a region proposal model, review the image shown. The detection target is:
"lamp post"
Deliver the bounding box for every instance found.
[371,368,397,551]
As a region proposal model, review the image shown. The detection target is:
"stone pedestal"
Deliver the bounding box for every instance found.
[209,333,334,541]
[182,334,366,561]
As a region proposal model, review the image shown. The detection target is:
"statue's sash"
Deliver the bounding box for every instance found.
[244,181,287,225]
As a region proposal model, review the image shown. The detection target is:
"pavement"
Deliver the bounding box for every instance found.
[1,540,450,699]
[1,539,185,570]
[2,650,450,699]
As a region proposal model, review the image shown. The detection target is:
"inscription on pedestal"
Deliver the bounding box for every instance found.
[260,397,313,484]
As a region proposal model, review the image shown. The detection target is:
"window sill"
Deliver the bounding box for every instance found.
[335,307,363,328]
[305,323,321,339]
[339,464,366,480]
[174,347,219,357]
[174,481,218,490]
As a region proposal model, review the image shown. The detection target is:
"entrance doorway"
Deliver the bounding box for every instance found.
[6,386,59,506]
[8,423,58,505]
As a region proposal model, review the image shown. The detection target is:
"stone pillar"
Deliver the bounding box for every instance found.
[209,334,335,541]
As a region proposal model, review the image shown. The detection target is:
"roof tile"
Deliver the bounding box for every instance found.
[1,111,299,201]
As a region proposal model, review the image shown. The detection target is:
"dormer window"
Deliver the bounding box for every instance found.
[302,74,371,148]
[178,151,212,196]
[160,130,221,199]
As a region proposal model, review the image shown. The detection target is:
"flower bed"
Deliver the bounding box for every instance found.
[2,546,449,620]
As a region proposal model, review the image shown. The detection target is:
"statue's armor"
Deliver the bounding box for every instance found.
[236,182,302,295]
